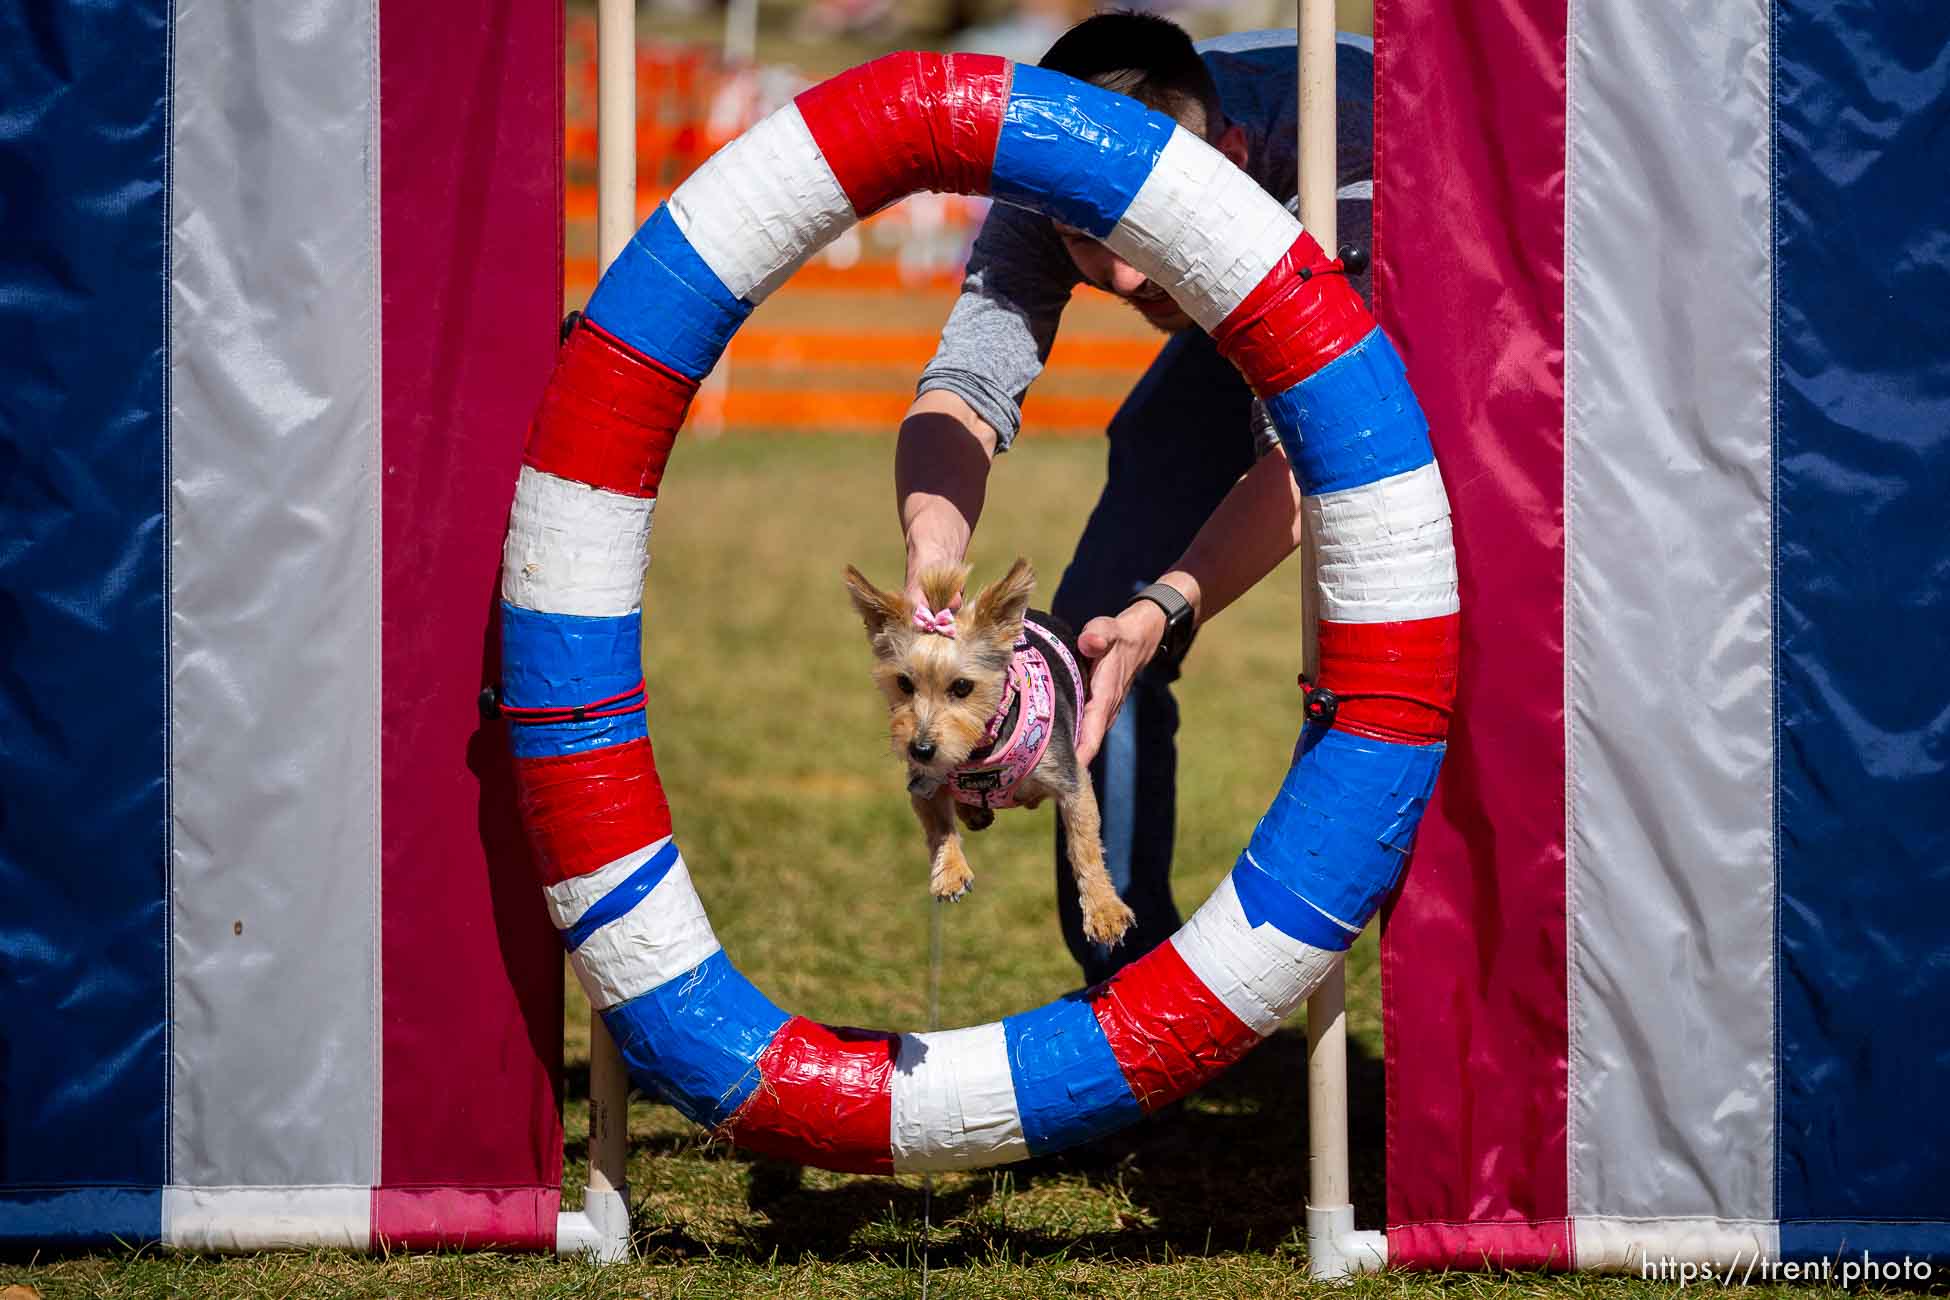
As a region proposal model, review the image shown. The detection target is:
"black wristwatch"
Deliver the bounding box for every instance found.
[1131,582,1196,667]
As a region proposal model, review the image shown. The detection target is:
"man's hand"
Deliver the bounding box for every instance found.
[1074,600,1169,767]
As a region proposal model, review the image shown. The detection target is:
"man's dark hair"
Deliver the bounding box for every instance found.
[1038,11,1223,137]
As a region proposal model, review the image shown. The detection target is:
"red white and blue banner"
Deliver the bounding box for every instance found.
[1374,0,1950,1270]
[0,1,566,1249]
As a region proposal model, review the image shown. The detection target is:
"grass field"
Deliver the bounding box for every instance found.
[10,436,1877,1298]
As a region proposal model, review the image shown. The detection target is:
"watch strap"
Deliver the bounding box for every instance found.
[1133,582,1196,663]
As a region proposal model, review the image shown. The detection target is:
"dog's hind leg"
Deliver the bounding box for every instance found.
[1059,774,1134,946]
[913,786,975,901]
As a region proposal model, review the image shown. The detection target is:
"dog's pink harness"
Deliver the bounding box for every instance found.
[909,616,1085,810]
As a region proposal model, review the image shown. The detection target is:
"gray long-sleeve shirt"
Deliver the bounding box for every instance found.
[917,30,1376,452]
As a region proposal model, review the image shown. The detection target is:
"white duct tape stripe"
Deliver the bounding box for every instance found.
[1304,461,1460,624]
[502,465,654,618]
[889,1022,1030,1172]
[1573,1218,1779,1272]
[163,1186,371,1251]
[1105,125,1300,333]
[669,101,856,305]
[569,857,722,1011]
[544,836,673,931]
[1172,873,1341,1037]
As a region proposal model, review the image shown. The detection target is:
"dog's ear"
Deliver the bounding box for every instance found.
[843,565,905,642]
[967,556,1035,646]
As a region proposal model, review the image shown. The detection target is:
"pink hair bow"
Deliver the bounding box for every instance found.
[912,603,957,637]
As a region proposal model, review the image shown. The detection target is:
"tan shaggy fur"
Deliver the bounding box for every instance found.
[843,559,1133,946]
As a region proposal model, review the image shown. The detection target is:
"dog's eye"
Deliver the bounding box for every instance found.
[896,674,915,695]
[950,678,974,699]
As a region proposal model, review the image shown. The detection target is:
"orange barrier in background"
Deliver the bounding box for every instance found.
[564,23,1160,439]
[689,389,1128,436]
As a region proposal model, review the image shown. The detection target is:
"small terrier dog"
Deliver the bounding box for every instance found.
[843,559,1135,947]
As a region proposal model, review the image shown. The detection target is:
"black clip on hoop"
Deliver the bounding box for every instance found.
[1297,675,1340,727]
[1295,243,1372,284]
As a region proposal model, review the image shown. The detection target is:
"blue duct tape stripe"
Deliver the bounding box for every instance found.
[1262,328,1434,495]
[1002,994,1143,1154]
[1240,727,1444,942]
[500,603,645,758]
[562,840,681,952]
[1230,854,1360,952]
[599,949,789,1128]
[500,603,641,708]
[508,710,647,760]
[584,203,751,381]
[989,64,1173,238]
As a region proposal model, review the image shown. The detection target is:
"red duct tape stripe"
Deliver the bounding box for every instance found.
[524,320,693,499]
[1317,614,1461,745]
[1213,232,1376,398]
[795,51,1010,218]
[719,1017,898,1173]
[1087,940,1259,1112]
[515,737,674,887]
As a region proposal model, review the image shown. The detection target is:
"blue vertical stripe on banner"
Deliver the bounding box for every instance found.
[1774,2,1950,1262]
[0,0,170,1246]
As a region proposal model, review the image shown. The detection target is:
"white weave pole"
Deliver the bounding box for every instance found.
[1299,0,1386,1280]
[558,0,638,1261]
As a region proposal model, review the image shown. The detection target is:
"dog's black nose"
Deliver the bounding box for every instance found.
[908,739,936,762]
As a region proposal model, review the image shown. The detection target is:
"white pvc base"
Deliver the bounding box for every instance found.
[556,1186,631,1261]
[1308,1202,1387,1279]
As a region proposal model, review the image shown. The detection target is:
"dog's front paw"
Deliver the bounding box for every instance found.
[1081,893,1136,946]
[931,854,975,902]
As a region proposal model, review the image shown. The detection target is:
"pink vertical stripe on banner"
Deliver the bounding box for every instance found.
[374,0,566,1249]
[1374,0,1571,1270]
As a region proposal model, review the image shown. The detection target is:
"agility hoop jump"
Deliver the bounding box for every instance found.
[499,52,1459,1173]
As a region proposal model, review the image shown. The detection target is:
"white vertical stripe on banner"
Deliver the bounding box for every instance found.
[1564,0,1775,1246]
[168,0,380,1202]
[161,1188,371,1252]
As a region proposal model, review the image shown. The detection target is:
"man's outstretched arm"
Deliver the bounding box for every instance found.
[1074,445,1306,764]
[894,388,999,610]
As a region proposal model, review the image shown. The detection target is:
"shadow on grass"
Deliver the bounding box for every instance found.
[622,1025,1385,1265]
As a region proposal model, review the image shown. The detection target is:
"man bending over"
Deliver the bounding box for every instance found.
[896,12,1375,982]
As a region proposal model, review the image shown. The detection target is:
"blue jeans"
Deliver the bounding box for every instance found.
[1051,326,1260,984]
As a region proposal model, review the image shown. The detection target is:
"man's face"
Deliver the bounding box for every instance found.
[1053,115,1249,334]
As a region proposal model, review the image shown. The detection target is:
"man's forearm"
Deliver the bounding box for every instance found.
[1069,450,1303,765]
[895,389,999,590]
[1153,447,1306,625]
